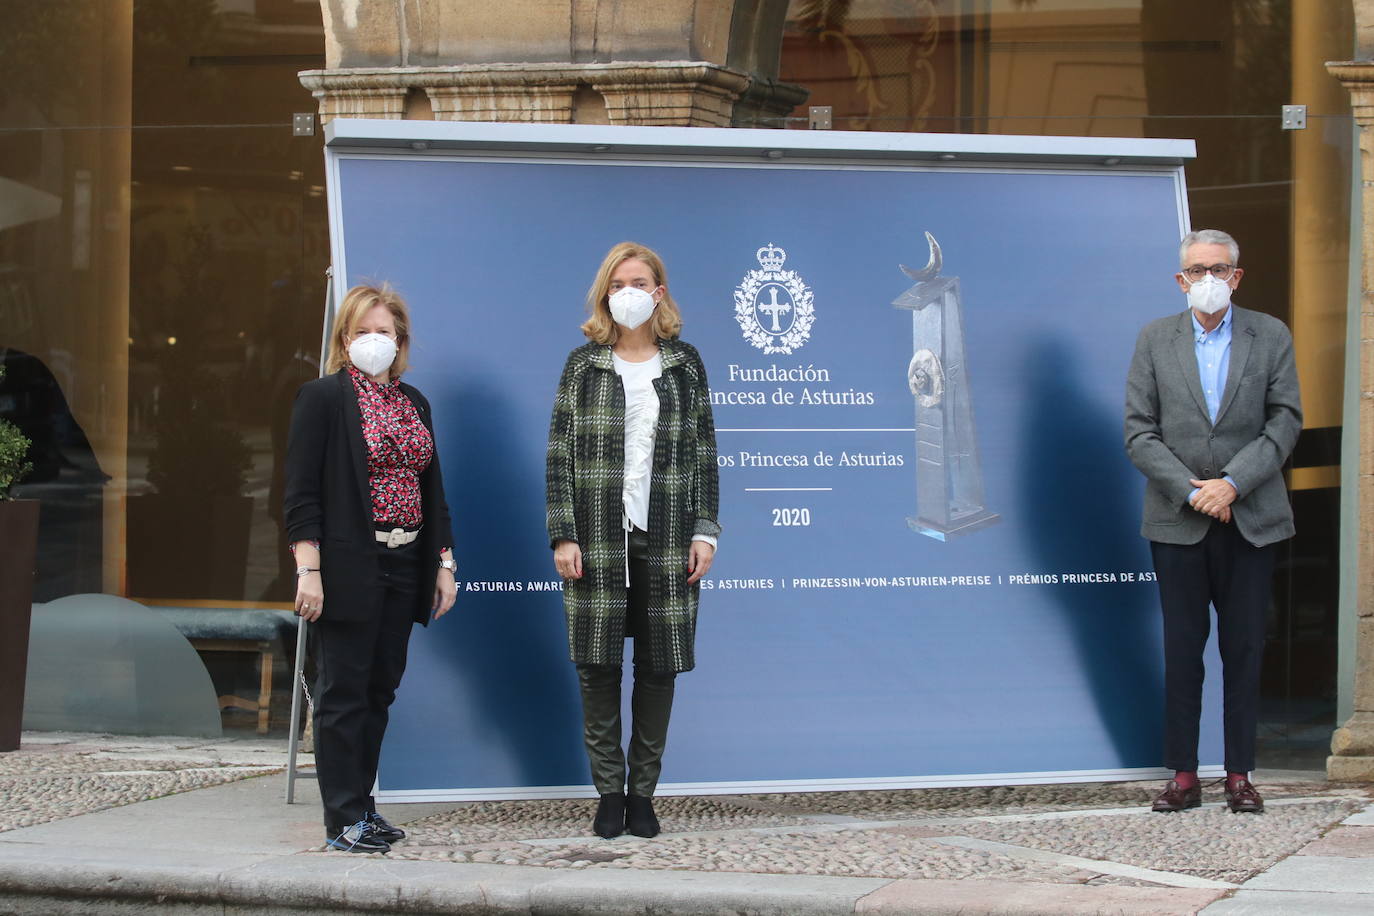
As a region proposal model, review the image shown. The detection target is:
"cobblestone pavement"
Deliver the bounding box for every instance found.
[7,733,1372,901]
[376,779,1371,889]
[0,732,287,833]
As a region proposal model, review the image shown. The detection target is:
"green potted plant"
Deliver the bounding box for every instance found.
[0,364,40,751]
[0,390,33,499]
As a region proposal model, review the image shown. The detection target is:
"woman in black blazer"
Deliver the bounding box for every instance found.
[283,283,457,854]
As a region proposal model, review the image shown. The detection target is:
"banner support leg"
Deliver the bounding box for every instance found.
[285,614,308,804]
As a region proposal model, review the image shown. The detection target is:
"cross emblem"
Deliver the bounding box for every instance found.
[757,286,792,332]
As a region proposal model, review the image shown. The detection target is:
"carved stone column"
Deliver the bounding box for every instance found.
[1326,58,1374,781]
[302,0,806,127]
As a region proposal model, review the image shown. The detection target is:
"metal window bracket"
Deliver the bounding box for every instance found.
[293,112,316,137]
[808,106,833,130]
[1281,104,1307,130]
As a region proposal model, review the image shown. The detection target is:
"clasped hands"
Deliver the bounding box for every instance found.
[1188,477,1236,523]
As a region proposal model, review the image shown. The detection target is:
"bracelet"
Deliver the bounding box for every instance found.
[295,566,320,578]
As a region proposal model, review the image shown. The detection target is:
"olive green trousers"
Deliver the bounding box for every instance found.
[577,663,675,796]
[576,527,680,797]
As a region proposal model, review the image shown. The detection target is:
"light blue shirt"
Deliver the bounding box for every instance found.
[1192,307,1232,423]
[1189,307,1237,500]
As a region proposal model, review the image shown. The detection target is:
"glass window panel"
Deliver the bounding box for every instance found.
[778,0,1351,768]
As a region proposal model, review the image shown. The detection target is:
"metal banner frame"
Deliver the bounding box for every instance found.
[316,120,1208,801]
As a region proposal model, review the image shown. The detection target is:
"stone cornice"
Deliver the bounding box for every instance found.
[299,61,757,93]
[299,60,807,127]
[1327,60,1374,122]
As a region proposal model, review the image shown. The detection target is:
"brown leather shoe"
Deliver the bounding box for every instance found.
[1151,779,1202,812]
[1224,778,1264,813]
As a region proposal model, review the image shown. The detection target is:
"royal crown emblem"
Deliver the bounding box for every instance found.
[733,243,815,354]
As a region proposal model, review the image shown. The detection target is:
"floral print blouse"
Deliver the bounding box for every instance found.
[348,365,433,529]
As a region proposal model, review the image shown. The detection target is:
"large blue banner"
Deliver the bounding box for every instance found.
[325,125,1220,799]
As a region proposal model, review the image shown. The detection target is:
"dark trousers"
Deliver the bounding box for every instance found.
[1151,521,1276,774]
[310,540,420,833]
[577,527,676,797]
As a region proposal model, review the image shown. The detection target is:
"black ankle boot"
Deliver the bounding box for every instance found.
[593,793,625,838]
[625,794,660,838]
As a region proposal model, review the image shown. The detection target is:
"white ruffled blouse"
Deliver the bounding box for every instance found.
[612,351,718,556]
[612,351,662,533]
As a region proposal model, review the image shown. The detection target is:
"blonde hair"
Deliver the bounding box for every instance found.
[580,242,683,345]
[326,283,412,377]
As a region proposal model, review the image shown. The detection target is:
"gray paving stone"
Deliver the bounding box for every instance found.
[1241,855,1374,893]
[1341,803,1374,826]
[1202,889,1374,914]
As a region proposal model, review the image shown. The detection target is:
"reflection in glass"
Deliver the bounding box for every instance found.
[1,348,109,600]
[24,594,222,737]
[121,0,329,603]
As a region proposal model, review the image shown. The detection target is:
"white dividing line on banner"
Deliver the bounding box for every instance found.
[745,487,833,492]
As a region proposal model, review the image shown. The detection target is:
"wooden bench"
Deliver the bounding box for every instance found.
[151,607,297,734]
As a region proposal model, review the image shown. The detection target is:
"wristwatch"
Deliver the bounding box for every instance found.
[295,566,319,578]
[438,558,456,571]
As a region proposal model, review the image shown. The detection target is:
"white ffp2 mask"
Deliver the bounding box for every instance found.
[608,287,657,330]
[349,333,398,377]
[1185,273,1232,316]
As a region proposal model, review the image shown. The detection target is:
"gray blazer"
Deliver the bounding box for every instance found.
[1124,305,1302,547]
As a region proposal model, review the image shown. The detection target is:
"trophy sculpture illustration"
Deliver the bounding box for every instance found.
[893,232,999,540]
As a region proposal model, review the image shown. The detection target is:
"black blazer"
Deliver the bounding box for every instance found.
[283,369,454,625]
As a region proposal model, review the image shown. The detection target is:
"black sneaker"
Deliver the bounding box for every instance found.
[367,811,406,843]
[326,820,391,853]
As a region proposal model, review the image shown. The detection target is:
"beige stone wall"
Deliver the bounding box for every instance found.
[318,0,786,71]
[305,0,805,127]
[1357,0,1374,58]
[1327,0,1374,779]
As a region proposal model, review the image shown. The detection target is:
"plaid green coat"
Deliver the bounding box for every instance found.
[546,338,721,673]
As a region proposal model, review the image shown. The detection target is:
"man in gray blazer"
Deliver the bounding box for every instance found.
[1124,229,1302,815]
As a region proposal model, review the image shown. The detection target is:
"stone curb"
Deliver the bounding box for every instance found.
[0,857,882,915]
[0,856,1232,915]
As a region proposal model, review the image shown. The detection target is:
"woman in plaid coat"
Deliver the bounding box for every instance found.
[546,242,720,840]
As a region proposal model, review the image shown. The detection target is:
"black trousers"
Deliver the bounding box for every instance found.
[1151,521,1277,774]
[310,539,420,834]
[577,527,676,797]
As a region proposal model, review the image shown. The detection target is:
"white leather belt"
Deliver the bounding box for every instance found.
[376,527,420,548]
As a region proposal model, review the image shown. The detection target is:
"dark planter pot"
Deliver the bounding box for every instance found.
[126,494,253,600]
[0,499,40,752]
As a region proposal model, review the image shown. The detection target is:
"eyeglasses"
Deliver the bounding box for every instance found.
[1182,263,1236,282]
